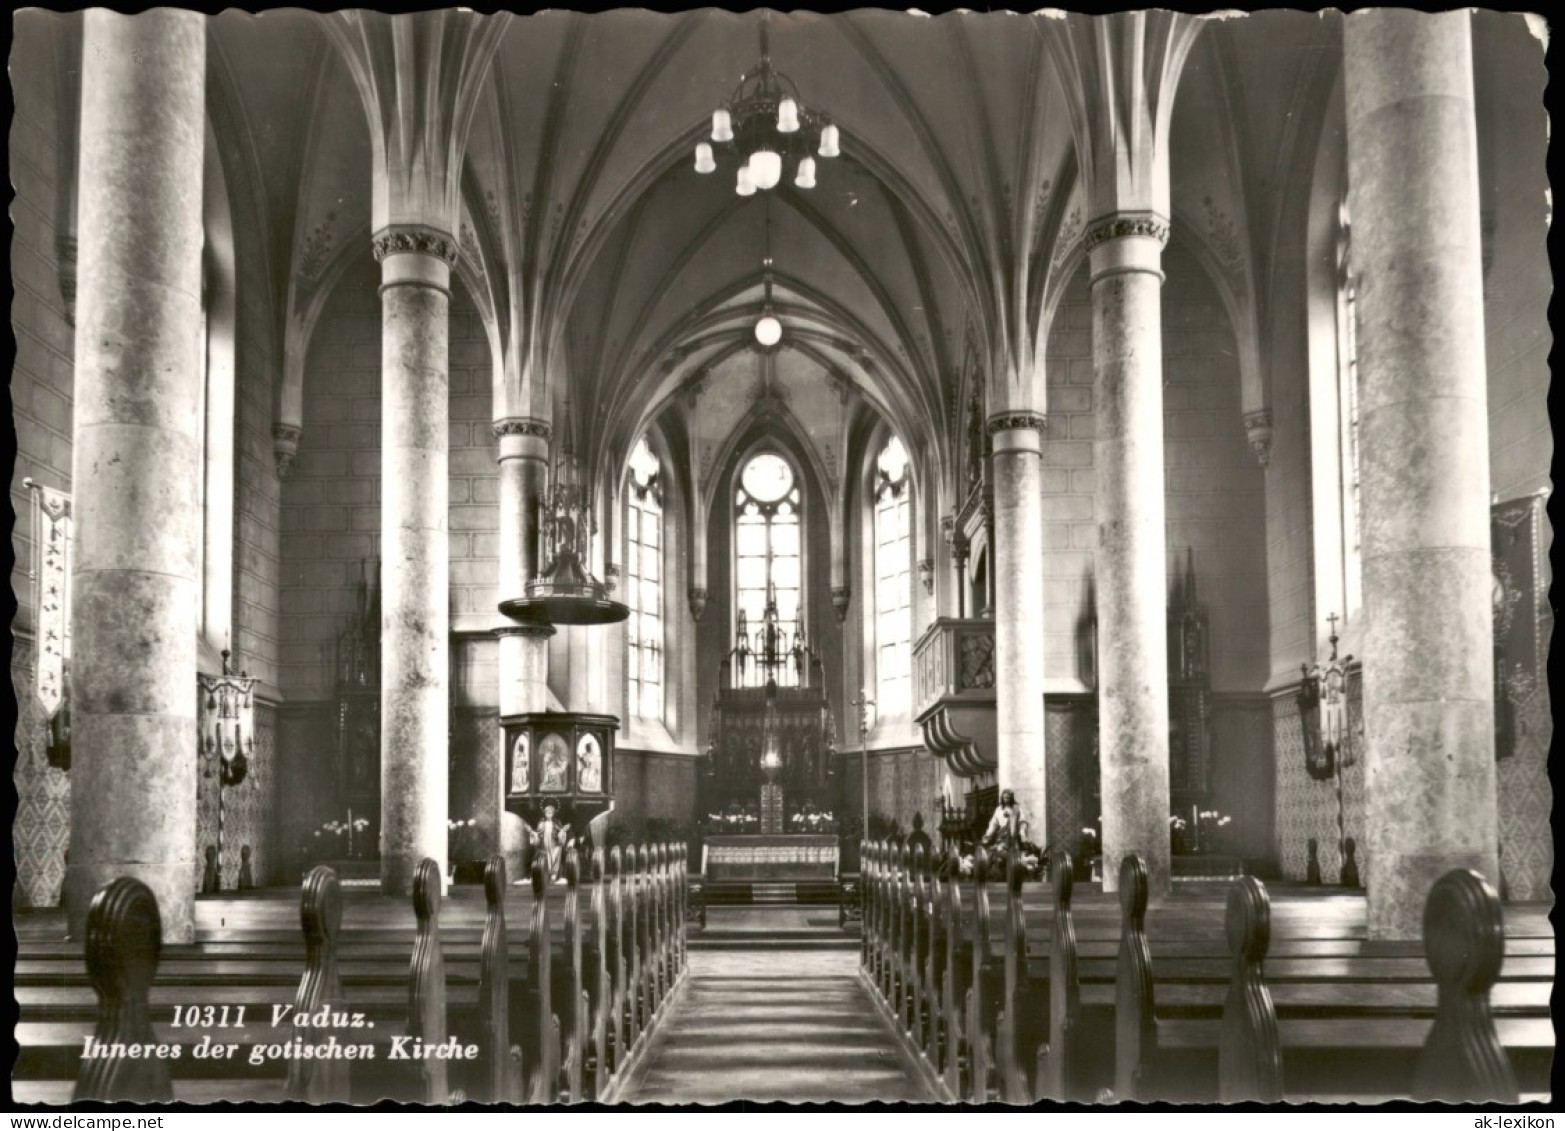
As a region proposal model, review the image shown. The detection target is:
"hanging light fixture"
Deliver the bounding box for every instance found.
[754,199,783,349]
[755,301,782,348]
[693,12,841,196]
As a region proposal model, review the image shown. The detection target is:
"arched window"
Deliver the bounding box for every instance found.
[734,451,803,688]
[873,436,912,717]
[1333,202,1363,623]
[1312,199,1363,634]
[626,437,663,721]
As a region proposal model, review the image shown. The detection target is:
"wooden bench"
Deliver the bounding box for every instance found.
[859,837,1551,1105]
[13,839,691,1106]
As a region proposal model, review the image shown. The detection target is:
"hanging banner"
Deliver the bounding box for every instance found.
[1491,493,1549,761]
[26,478,71,720]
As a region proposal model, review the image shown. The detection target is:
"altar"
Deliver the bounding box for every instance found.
[697,834,841,919]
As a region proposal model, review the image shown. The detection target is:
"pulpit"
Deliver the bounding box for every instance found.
[501,712,617,841]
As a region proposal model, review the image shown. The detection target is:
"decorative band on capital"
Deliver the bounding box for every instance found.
[492,418,553,441]
[493,622,558,640]
[985,411,1047,436]
[1082,214,1171,252]
[371,224,459,265]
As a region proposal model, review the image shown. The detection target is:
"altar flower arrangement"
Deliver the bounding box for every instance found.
[317,816,371,839]
[705,803,760,834]
[308,814,373,859]
[1197,809,1233,855]
[789,805,836,832]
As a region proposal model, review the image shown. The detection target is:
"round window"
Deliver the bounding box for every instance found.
[741,453,794,504]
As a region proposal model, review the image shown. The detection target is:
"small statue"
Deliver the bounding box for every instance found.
[983,789,1029,850]
[1340,836,1360,889]
[201,845,220,894]
[1305,838,1322,885]
[905,813,934,861]
[237,845,255,891]
[532,803,567,884]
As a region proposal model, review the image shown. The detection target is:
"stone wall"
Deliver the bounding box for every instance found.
[1043,241,1270,693]
[11,22,77,909]
[278,250,497,697]
[609,749,702,838]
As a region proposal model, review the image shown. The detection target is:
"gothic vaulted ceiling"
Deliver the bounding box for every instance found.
[201,9,1346,501]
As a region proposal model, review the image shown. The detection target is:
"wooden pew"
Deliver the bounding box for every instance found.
[863,838,876,976]
[920,849,947,1070]
[1414,869,1519,1103]
[287,865,350,1103]
[21,838,696,1108]
[1218,875,1283,1102]
[521,853,561,1105]
[941,848,971,1099]
[475,855,516,1103]
[606,846,629,1083]
[408,857,450,1105]
[964,846,1004,1102]
[557,845,586,1102]
[73,877,173,1103]
[585,849,611,1100]
[1113,854,1156,1102]
[997,848,1049,1103]
[904,844,927,1045]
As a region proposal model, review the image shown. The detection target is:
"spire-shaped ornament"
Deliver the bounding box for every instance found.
[499,403,629,627]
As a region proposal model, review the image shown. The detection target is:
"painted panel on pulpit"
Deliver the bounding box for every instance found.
[539,733,570,792]
[578,733,603,792]
[511,731,530,792]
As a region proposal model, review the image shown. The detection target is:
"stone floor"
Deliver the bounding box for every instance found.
[621,908,930,1105]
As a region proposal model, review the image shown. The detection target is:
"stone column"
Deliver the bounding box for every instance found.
[988,414,1048,844]
[375,226,458,895]
[67,9,205,943]
[1088,215,1173,896]
[1345,11,1496,940]
[494,418,554,875]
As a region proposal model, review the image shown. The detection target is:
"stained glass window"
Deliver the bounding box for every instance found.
[626,437,663,721]
[734,452,803,688]
[874,436,912,717]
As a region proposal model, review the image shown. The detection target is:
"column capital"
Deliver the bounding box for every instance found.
[371,223,459,265]
[272,423,302,479]
[492,417,552,441]
[493,623,557,641]
[1083,212,1170,253]
[1243,410,1273,469]
[986,411,1047,437]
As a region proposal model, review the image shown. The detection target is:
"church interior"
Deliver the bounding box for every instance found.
[9,8,1553,1107]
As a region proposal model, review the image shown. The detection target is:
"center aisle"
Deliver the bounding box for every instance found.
[622,909,933,1105]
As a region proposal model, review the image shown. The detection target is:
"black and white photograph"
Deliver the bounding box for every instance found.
[8,5,1554,1111]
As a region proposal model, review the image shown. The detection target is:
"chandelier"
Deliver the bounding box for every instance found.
[694,13,841,196]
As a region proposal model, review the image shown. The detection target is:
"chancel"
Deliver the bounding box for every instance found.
[9,7,1552,1108]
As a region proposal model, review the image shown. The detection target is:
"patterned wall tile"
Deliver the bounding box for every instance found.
[1208,696,1274,865]
[1497,676,1552,900]
[1044,700,1095,857]
[450,707,499,863]
[13,637,71,908]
